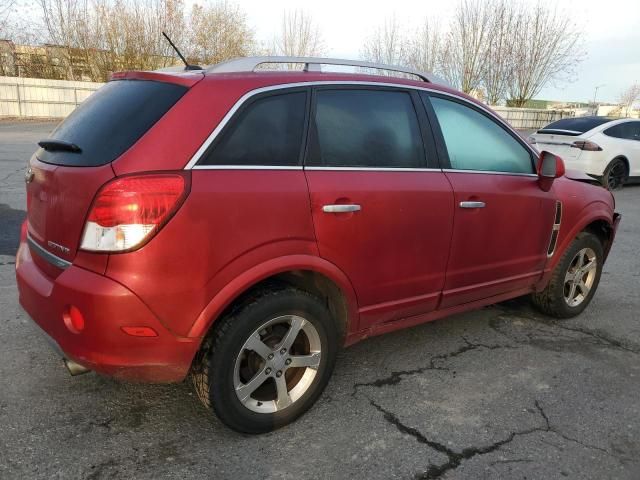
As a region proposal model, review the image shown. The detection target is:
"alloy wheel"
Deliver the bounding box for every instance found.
[607,161,626,190]
[233,315,321,413]
[563,247,598,307]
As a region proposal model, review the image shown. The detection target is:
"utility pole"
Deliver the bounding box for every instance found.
[592,84,605,115]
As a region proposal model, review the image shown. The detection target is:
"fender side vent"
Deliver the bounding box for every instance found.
[547,201,562,257]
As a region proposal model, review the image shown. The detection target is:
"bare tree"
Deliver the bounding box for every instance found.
[271,10,323,58]
[507,4,584,107]
[618,84,640,117]
[439,0,494,93]
[33,0,254,81]
[361,15,405,66]
[403,18,441,74]
[482,0,517,104]
[0,0,16,35]
[186,1,254,65]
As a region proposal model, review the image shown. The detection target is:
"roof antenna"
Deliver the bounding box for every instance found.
[162,32,202,71]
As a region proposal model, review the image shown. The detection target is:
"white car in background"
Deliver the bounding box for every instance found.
[530,117,640,190]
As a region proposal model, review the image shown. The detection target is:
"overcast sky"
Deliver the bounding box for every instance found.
[239,0,640,104]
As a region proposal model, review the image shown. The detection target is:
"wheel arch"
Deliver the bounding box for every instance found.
[187,255,359,343]
[550,202,614,272]
[605,155,630,177]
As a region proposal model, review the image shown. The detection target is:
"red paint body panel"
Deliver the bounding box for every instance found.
[109,70,204,88]
[26,156,114,275]
[105,170,317,337]
[305,170,454,329]
[15,244,198,382]
[15,69,619,383]
[441,172,556,307]
[535,176,616,288]
[188,254,360,338]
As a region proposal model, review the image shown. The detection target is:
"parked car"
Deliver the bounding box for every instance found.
[529,116,640,190]
[16,57,620,433]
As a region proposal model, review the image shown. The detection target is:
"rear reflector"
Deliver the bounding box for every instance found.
[121,326,158,337]
[80,173,189,252]
[63,305,85,333]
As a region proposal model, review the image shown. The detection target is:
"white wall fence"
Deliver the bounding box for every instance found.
[492,106,573,130]
[0,76,573,130]
[0,76,102,118]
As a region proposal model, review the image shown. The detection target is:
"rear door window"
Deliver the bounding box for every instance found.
[37,80,187,167]
[427,95,533,174]
[308,89,425,168]
[199,91,307,166]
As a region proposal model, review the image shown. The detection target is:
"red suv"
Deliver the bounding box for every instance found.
[16,57,620,433]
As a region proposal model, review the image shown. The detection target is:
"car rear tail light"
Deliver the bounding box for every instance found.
[571,140,602,151]
[80,173,190,252]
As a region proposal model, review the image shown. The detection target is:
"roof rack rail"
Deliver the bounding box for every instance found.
[205,56,443,84]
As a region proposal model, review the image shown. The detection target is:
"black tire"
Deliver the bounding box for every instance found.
[602,158,628,191]
[531,232,604,318]
[191,288,338,434]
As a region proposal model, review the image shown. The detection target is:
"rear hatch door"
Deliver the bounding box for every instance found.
[27,77,190,275]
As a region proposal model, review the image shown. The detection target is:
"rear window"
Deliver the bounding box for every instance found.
[36,80,187,167]
[537,117,614,136]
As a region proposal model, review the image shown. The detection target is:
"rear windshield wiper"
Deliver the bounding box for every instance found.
[38,139,82,153]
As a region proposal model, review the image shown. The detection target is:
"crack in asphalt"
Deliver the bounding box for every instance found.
[369,398,549,480]
[350,324,621,478]
[352,336,516,393]
[0,261,16,266]
[492,306,640,354]
[368,398,616,479]
[0,166,24,185]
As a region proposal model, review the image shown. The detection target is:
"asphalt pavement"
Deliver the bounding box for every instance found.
[1,120,639,479]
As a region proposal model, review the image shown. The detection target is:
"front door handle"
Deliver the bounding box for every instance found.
[459,201,485,209]
[322,204,361,213]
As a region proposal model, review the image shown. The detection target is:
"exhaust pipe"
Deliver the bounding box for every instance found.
[63,358,90,376]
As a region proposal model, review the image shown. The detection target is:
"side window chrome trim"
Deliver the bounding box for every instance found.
[192,165,303,170]
[305,166,441,172]
[442,168,538,177]
[184,80,537,170]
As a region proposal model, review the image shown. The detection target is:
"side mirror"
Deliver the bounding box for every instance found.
[537,151,565,191]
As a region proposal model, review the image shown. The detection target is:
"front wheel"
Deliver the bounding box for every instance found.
[531,232,604,318]
[192,288,338,433]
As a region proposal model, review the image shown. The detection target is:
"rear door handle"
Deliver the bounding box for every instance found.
[459,201,485,209]
[322,204,361,213]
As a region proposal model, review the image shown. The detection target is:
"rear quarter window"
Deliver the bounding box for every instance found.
[36,80,187,167]
[199,91,307,167]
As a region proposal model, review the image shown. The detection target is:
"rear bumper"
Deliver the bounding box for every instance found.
[15,240,200,383]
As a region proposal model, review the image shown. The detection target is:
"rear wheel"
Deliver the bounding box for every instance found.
[602,158,628,191]
[531,232,604,318]
[192,288,338,433]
